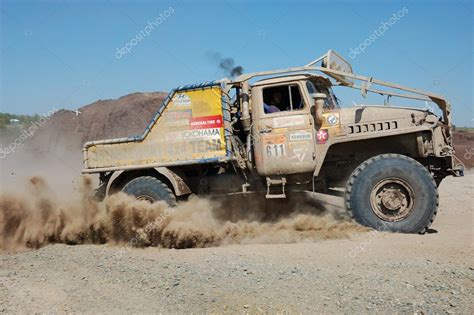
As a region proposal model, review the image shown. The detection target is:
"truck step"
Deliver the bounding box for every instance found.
[266,177,287,199]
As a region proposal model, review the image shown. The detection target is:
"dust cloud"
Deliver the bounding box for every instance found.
[0,176,367,252]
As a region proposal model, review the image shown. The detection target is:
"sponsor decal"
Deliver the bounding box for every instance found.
[316,129,329,144]
[190,139,222,153]
[164,139,223,155]
[326,114,339,125]
[289,140,309,149]
[290,131,312,141]
[173,93,191,106]
[166,128,221,141]
[166,109,192,120]
[164,119,190,128]
[163,110,191,130]
[273,115,305,128]
[291,147,307,162]
[263,133,286,145]
[190,115,223,129]
[183,128,221,140]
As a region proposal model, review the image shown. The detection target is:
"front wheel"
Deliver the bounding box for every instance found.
[345,154,438,233]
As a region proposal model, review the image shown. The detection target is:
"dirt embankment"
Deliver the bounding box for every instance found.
[453,130,474,169]
[25,92,168,164]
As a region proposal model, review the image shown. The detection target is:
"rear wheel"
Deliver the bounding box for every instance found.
[122,176,176,206]
[345,154,438,233]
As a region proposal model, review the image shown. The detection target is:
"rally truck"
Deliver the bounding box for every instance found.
[82,50,464,233]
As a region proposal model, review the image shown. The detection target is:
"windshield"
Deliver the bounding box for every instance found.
[306,80,339,111]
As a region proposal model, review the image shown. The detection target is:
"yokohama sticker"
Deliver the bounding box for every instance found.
[190,115,223,129]
[166,128,221,141]
[272,115,304,128]
[183,128,221,140]
[316,129,329,144]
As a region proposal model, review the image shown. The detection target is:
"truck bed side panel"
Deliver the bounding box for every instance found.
[84,84,228,170]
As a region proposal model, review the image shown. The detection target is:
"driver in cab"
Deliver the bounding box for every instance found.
[263,90,283,114]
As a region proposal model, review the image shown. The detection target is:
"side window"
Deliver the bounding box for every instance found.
[263,84,304,114]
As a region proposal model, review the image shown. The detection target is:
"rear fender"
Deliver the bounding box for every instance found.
[106,167,191,197]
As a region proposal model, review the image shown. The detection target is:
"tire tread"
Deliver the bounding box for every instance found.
[344,154,438,233]
[122,176,176,206]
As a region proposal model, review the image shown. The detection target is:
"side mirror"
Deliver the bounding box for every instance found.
[310,93,326,129]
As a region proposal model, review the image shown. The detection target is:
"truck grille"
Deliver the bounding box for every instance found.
[347,121,398,134]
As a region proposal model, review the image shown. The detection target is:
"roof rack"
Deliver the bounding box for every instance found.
[231,49,451,127]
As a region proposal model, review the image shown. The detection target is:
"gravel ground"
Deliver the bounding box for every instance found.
[0,173,472,314]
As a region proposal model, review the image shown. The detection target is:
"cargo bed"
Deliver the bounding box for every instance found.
[82,82,232,173]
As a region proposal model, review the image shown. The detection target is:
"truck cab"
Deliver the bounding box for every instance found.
[251,75,320,176]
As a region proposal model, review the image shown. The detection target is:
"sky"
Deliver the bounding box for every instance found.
[1,0,473,126]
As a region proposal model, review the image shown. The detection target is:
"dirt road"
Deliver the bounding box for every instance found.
[0,173,472,314]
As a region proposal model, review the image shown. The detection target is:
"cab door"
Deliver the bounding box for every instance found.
[252,82,317,176]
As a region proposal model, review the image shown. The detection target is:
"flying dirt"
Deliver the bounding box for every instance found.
[0,176,367,252]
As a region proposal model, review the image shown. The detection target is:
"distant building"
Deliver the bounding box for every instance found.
[9,118,20,125]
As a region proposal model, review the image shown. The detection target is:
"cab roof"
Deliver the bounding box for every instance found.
[251,73,330,87]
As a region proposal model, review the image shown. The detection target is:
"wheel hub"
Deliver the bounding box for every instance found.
[379,188,407,210]
[370,178,415,222]
[136,195,156,203]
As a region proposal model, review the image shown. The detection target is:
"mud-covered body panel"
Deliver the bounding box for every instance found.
[83,83,230,172]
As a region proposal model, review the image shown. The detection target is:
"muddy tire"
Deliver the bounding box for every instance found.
[122,176,176,206]
[345,154,438,233]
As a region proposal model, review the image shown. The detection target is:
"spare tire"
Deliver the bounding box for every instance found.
[122,176,176,206]
[345,154,438,233]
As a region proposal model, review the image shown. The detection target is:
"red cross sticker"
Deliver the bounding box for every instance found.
[316,129,328,144]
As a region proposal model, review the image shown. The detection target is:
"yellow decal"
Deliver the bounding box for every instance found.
[322,112,340,128]
[87,86,227,168]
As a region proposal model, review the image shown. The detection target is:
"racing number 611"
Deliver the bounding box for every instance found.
[266,144,285,157]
